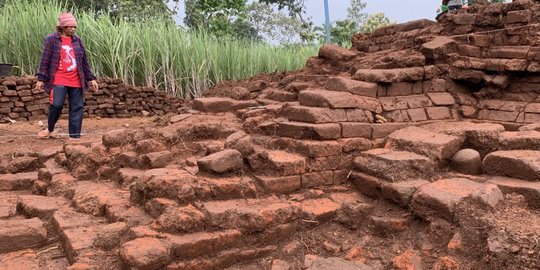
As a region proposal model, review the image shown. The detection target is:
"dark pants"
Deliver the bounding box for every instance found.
[48,85,84,138]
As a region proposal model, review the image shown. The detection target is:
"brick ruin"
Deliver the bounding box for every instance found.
[1,1,540,269]
[0,76,184,121]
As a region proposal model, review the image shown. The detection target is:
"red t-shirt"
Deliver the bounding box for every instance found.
[53,36,81,88]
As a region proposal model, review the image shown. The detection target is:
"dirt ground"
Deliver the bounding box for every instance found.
[0,116,159,156]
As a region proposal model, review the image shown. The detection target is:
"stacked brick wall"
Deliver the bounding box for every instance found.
[0,76,183,121]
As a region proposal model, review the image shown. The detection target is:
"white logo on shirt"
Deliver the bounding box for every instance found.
[61,45,77,72]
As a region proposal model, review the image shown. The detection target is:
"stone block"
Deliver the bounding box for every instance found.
[354,148,434,182]
[277,122,341,140]
[387,126,464,160]
[483,150,540,181]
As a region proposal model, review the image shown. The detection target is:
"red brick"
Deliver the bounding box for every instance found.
[384,110,410,122]
[299,89,357,109]
[0,249,39,270]
[301,198,340,220]
[255,175,301,194]
[325,77,378,97]
[387,82,413,96]
[427,93,455,106]
[18,195,69,218]
[340,122,372,138]
[270,138,342,157]
[525,113,540,123]
[398,95,432,108]
[120,238,171,269]
[407,108,427,121]
[506,10,531,24]
[484,150,540,181]
[333,170,350,184]
[426,107,452,120]
[307,156,342,172]
[0,218,47,253]
[339,138,372,153]
[350,172,383,198]
[248,150,306,176]
[487,46,529,59]
[192,97,233,112]
[319,44,357,61]
[282,105,347,123]
[525,103,540,114]
[354,96,382,113]
[478,109,519,122]
[277,121,341,140]
[168,229,242,258]
[371,123,410,138]
[0,172,37,191]
[301,171,333,188]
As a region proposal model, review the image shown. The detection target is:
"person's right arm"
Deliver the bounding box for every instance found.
[35,36,53,90]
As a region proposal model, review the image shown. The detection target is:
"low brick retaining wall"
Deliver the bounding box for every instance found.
[0,76,183,121]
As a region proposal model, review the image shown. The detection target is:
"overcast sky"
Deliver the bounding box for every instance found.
[171,0,443,26]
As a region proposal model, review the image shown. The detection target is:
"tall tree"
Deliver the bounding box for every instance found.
[247,1,306,44]
[346,0,367,27]
[184,0,259,40]
[69,0,179,21]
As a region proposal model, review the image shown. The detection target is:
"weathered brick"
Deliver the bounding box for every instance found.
[340,122,372,138]
[277,122,341,140]
[427,93,455,106]
[298,89,357,109]
[301,171,333,188]
[255,175,301,194]
[0,218,47,253]
[325,77,378,97]
[282,106,347,123]
[407,108,428,121]
[426,107,452,120]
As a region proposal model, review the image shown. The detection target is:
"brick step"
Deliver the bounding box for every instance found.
[259,88,298,102]
[121,230,278,270]
[487,177,540,208]
[0,172,38,191]
[282,105,372,124]
[386,126,464,160]
[53,209,123,267]
[0,218,48,253]
[410,178,502,222]
[498,130,540,151]
[247,149,306,177]
[299,88,383,113]
[0,247,70,270]
[353,148,435,182]
[65,181,153,227]
[192,97,259,113]
[419,121,505,155]
[130,168,259,206]
[122,190,364,269]
[483,150,540,181]
[0,190,29,219]
[325,76,378,97]
[0,154,40,174]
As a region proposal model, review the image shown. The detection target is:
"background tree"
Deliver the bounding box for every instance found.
[68,0,179,21]
[346,0,367,27]
[247,2,305,44]
[184,0,259,40]
[359,13,392,33]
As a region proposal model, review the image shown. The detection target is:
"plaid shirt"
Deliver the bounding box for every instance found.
[36,32,96,93]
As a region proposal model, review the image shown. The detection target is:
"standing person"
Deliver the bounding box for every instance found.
[35,12,98,139]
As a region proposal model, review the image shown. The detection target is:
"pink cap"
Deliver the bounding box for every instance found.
[57,13,77,27]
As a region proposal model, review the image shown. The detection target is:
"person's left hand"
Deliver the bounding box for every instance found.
[90,80,98,91]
